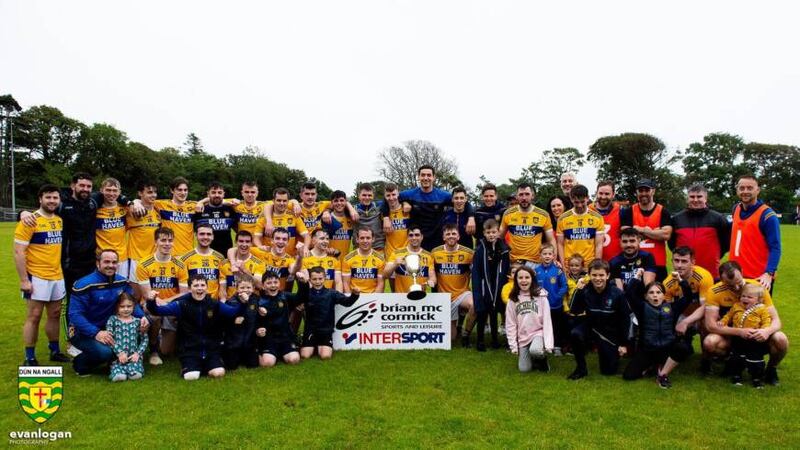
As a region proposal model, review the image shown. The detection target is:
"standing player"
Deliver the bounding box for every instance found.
[324,190,355,263]
[590,181,624,263]
[126,180,160,284]
[560,172,576,210]
[620,179,672,281]
[14,184,69,365]
[255,188,309,258]
[443,187,474,249]
[342,228,385,294]
[234,181,267,237]
[432,224,476,346]
[382,183,410,279]
[154,177,197,256]
[669,184,730,280]
[180,224,226,300]
[474,183,506,240]
[135,226,188,363]
[194,182,238,256]
[499,183,554,264]
[729,176,781,291]
[353,183,385,254]
[389,165,475,251]
[557,185,604,269]
[383,225,436,294]
[95,178,129,278]
[301,229,343,292]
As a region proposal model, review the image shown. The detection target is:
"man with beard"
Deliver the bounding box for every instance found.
[557,185,604,269]
[620,179,672,281]
[499,183,554,265]
[195,182,238,255]
[729,176,781,292]
[590,180,624,262]
[15,185,70,365]
[609,228,656,290]
[669,184,730,280]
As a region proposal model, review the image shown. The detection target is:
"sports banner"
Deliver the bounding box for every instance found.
[333,293,451,350]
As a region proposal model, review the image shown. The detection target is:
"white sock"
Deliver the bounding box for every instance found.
[128,372,143,380]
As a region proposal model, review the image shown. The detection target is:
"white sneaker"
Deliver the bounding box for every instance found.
[553,347,563,357]
[149,353,163,366]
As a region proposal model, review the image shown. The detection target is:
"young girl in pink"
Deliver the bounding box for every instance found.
[505,266,554,372]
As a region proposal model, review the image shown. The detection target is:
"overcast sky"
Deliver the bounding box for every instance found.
[2,1,799,193]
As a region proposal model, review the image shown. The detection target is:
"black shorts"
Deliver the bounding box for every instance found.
[302,331,333,348]
[260,340,298,358]
[180,352,224,375]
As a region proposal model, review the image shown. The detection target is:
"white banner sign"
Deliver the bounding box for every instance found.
[333,293,451,350]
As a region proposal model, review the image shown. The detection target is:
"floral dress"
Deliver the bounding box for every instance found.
[106,315,149,380]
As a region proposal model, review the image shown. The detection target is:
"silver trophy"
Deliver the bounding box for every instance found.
[405,253,426,300]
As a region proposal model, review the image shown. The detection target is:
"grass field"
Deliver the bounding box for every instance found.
[1,223,798,448]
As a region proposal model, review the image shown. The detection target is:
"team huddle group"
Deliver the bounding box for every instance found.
[13,165,787,388]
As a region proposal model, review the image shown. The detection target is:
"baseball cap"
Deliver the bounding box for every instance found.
[637,179,656,189]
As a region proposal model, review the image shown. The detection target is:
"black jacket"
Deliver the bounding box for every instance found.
[471,238,510,313]
[304,285,358,335]
[224,293,261,350]
[627,278,691,350]
[256,284,308,342]
[147,293,241,357]
[569,283,630,346]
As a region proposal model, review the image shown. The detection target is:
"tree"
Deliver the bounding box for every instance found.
[0,94,23,206]
[742,142,800,216]
[13,105,85,165]
[587,133,683,210]
[375,140,460,190]
[225,146,331,200]
[183,132,204,156]
[683,133,749,211]
[73,123,129,179]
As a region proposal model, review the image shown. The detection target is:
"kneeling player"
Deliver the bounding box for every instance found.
[223,276,260,370]
[255,272,308,367]
[300,266,360,360]
[146,275,241,380]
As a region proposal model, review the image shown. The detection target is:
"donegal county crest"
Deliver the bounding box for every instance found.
[18,366,63,423]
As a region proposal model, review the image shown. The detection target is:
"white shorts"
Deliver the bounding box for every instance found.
[450,292,472,321]
[24,276,66,302]
[118,259,131,281]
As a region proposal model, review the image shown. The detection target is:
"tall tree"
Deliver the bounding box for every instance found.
[376,140,460,190]
[683,133,749,211]
[587,132,683,210]
[183,132,204,156]
[13,105,85,165]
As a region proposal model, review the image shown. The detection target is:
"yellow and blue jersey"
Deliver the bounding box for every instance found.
[221,255,266,298]
[179,249,224,299]
[136,256,187,300]
[298,200,331,233]
[95,205,128,260]
[234,201,268,237]
[302,254,341,289]
[342,250,385,293]
[432,245,474,300]
[557,210,604,268]
[501,206,552,263]
[14,213,63,280]
[326,214,354,264]
[384,206,410,262]
[261,251,297,291]
[126,207,160,263]
[154,199,197,256]
[255,211,308,256]
[388,248,434,293]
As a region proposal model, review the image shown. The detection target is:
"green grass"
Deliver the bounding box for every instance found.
[1,223,798,448]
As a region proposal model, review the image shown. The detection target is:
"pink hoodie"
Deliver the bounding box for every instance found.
[505,288,554,353]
